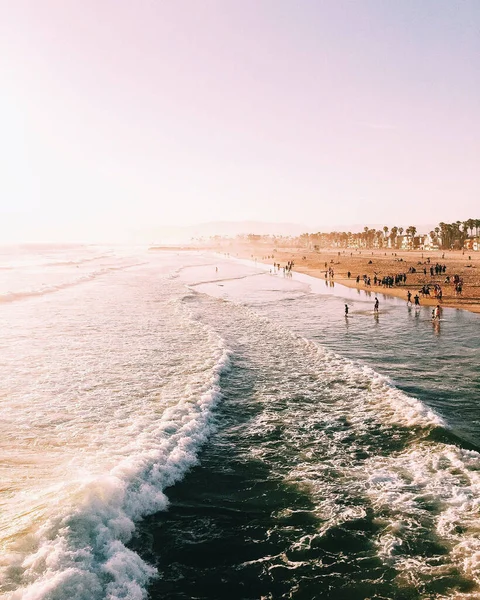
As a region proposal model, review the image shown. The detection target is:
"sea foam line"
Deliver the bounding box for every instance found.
[0,264,144,305]
[2,336,231,600]
[242,304,445,430]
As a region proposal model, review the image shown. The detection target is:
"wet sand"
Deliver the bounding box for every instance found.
[210,244,480,314]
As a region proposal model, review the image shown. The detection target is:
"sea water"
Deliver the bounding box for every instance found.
[1,247,479,599]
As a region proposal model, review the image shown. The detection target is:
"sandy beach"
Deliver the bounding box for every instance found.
[210,243,480,314]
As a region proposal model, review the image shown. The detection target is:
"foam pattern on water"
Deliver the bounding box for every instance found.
[183,293,480,597]
[2,250,480,599]
[0,262,230,599]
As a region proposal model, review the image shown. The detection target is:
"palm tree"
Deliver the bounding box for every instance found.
[452,221,462,248]
[439,222,455,249]
[466,218,474,237]
[389,226,398,248]
[439,222,447,248]
[406,226,416,239]
[362,226,369,248]
[405,226,417,249]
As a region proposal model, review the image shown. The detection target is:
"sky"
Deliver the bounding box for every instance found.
[1,0,479,241]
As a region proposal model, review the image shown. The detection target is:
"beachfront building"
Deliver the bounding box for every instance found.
[415,235,428,250]
[423,233,440,251]
[421,235,429,250]
[397,234,428,250]
[464,237,480,252]
[346,234,363,249]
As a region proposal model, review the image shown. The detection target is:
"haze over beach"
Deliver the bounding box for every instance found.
[1,2,480,600]
[1,0,479,242]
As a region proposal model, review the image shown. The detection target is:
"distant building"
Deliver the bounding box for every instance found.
[414,234,428,250]
[397,234,427,250]
[423,233,439,251]
[347,235,363,249]
[464,237,479,251]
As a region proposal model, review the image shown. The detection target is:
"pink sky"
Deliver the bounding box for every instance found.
[1,0,479,241]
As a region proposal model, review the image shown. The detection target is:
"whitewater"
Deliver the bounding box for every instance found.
[1,245,480,600]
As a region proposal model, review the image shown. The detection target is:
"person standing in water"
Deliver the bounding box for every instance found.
[345,304,349,317]
[414,294,420,307]
[374,297,379,313]
[407,290,412,305]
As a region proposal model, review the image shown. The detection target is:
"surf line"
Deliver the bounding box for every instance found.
[223,253,409,310]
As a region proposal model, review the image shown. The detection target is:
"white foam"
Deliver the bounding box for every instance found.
[187,298,478,593]
[0,263,143,304]
[361,442,480,587]
[0,296,231,599]
[256,314,445,430]
[3,249,477,599]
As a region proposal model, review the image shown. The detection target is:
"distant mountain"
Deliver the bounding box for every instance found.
[136,221,316,244]
[131,221,439,244]
[182,221,439,237]
[184,221,314,238]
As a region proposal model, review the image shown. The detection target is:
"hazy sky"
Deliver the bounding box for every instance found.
[1,0,479,241]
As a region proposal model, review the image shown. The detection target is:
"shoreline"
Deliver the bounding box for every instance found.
[209,244,480,315]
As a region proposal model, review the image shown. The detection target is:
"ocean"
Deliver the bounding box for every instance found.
[1,246,479,600]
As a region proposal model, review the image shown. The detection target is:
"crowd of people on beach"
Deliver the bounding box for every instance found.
[353,273,409,287]
[346,260,466,306]
[271,261,294,277]
[419,284,442,299]
[267,259,446,322]
[256,252,470,325]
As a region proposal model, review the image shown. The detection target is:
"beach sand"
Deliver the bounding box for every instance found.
[211,243,480,314]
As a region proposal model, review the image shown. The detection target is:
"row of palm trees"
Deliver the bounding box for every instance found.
[436,220,480,249]
[298,226,416,250]
[206,218,480,251]
[296,219,480,250]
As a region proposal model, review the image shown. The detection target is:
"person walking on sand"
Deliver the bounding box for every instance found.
[374,297,379,313]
